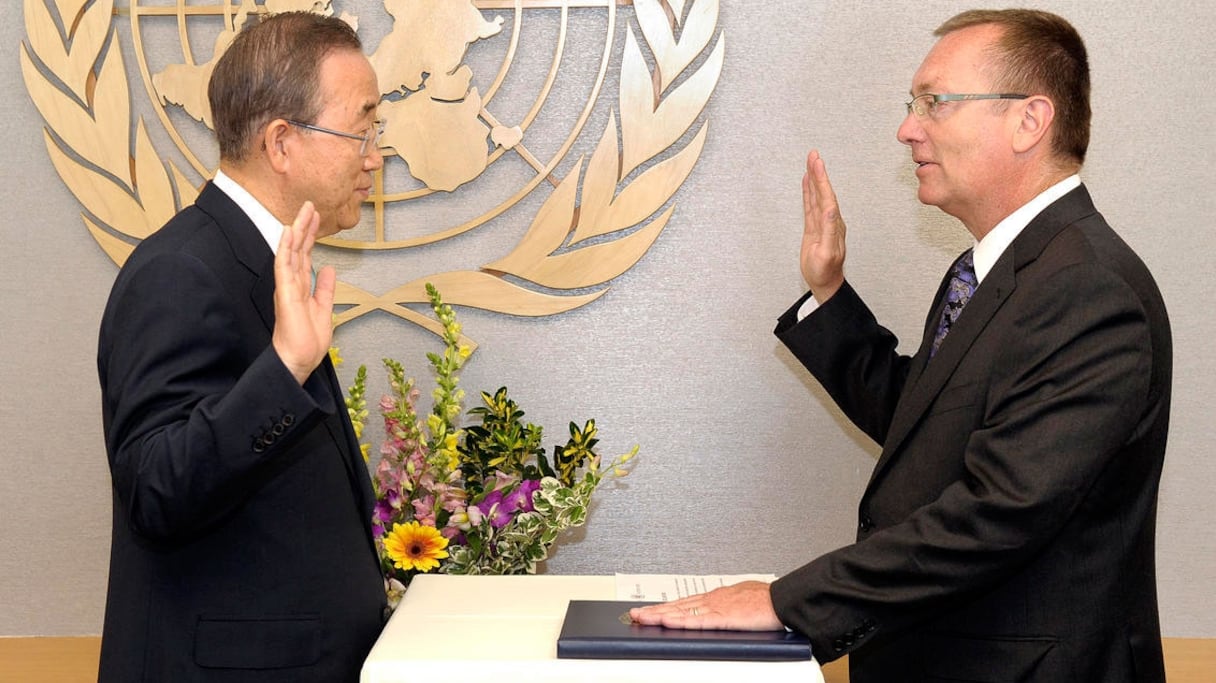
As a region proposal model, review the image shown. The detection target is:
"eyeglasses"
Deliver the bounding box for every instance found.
[905,93,1028,118]
[286,119,385,156]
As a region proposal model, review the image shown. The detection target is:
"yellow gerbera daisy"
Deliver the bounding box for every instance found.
[384,521,449,572]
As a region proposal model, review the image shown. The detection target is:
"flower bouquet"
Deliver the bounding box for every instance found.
[345,284,637,606]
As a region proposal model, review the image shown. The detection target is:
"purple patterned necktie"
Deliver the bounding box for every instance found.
[929,249,977,359]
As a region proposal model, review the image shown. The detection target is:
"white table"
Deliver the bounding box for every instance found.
[361,574,824,682]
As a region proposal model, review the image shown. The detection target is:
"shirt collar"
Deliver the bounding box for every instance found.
[972,174,1081,283]
[211,169,284,254]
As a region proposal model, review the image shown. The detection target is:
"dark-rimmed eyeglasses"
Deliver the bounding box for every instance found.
[286,119,384,156]
[905,93,1028,118]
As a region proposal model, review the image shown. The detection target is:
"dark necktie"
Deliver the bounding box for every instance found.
[929,248,978,359]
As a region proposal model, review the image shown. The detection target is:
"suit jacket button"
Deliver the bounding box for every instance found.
[832,638,845,652]
[272,422,286,436]
[858,516,874,532]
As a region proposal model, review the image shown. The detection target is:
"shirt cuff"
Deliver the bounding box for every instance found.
[796,294,820,321]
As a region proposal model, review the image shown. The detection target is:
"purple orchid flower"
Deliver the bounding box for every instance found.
[504,478,541,514]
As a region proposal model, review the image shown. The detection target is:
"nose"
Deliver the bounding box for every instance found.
[364,145,384,171]
[896,111,922,147]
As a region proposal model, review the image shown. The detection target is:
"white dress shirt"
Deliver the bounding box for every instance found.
[211,168,284,254]
[971,174,1080,283]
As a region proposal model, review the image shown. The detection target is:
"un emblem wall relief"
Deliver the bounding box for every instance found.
[20,0,724,347]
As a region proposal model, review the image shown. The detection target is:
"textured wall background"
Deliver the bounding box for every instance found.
[2,0,1213,636]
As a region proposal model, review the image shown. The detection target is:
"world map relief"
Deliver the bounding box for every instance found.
[153,0,508,192]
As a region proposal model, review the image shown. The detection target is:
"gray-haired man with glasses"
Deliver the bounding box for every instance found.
[97,12,388,682]
[634,9,1170,683]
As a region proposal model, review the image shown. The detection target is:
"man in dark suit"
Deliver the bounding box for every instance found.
[96,12,387,682]
[633,10,1171,682]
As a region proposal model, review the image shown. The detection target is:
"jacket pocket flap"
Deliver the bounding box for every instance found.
[194,615,322,669]
[929,381,983,415]
[922,632,1057,681]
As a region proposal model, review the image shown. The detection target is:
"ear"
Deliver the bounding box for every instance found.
[262,119,294,174]
[1012,96,1055,154]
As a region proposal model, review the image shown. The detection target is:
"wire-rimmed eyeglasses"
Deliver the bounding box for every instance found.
[905,93,1028,118]
[286,119,385,156]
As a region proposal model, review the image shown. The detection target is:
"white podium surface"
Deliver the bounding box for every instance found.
[361,574,824,683]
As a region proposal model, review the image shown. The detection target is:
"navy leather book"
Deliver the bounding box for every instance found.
[556,600,812,661]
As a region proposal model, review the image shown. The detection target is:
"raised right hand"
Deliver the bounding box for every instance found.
[272,201,336,385]
[801,150,847,303]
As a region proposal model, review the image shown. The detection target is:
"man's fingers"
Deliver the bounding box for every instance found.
[313,265,336,308]
[803,173,814,222]
[282,201,318,260]
[630,600,693,624]
[276,218,297,272]
[290,201,317,235]
[803,151,819,227]
[276,202,323,299]
[629,583,782,632]
[809,155,840,224]
[299,204,320,258]
[804,150,841,235]
[630,605,728,631]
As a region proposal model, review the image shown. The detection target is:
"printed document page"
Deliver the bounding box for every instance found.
[614,574,777,601]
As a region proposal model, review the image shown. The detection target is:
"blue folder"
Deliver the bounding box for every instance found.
[556,600,813,661]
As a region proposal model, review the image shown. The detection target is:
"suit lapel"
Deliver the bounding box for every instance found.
[319,354,377,514]
[194,182,278,331]
[322,360,380,559]
[865,185,1099,490]
[900,269,954,394]
[876,258,1015,475]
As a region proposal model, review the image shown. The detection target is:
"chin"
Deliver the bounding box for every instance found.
[917,187,939,207]
[917,184,953,210]
[316,222,344,238]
